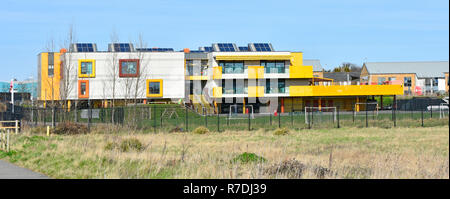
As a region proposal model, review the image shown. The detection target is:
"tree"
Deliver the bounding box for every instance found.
[332,62,361,72]
[107,30,120,124]
[59,24,77,114]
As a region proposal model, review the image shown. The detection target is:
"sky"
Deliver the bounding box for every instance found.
[0,0,448,81]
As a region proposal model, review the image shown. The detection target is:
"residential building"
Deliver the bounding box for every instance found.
[361,61,449,96]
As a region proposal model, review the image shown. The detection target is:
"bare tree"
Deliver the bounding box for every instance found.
[108,30,120,124]
[59,24,77,119]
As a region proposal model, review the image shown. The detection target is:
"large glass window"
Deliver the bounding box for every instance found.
[261,61,285,73]
[222,79,244,94]
[80,82,87,95]
[119,60,139,77]
[186,60,194,75]
[81,62,93,75]
[219,61,244,74]
[266,79,285,93]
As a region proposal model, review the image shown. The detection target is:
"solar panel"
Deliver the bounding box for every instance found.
[76,43,94,52]
[254,43,272,52]
[238,46,249,51]
[217,43,236,52]
[113,43,132,52]
[136,48,174,52]
[203,47,213,52]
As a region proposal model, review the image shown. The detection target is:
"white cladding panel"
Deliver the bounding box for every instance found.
[62,52,184,100]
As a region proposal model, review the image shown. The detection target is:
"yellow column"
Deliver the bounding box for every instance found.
[356,97,360,112]
[319,98,322,111]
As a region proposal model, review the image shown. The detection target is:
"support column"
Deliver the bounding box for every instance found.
[380,96,383,110]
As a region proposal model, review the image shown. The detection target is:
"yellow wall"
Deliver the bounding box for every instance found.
[289,84,404,97]
[247,66,264,79]
[40,52,61,101]
[248,86,264,97]
[213,66,222,79]
[289,52,313,78]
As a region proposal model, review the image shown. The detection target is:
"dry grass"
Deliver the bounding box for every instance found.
[1,125,448,179]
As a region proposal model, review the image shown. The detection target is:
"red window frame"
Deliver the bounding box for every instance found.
[78,80,89,98]
[119,59,140,77]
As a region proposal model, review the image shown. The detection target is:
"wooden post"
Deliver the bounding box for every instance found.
[7,129,10,152]
[15,120,18,134]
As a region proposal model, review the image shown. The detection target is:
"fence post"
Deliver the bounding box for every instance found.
[160,108,163,130]
[15,120,18,134]
[7,129,10,152]
[394,98,397,127]
[278,108,281,128]
[248,109,251,131]
[308,109,311,129]
[270,113,272,126]
[88,101,92,132]
[365,102,368,128]
[154,106,157,133]
[217,111,220,132]
[430,106,433,118]
[421,108,424,127]
[205,111,208,127]
[337,106,340,128]
[291,111,294,127]
[185,107,188,132]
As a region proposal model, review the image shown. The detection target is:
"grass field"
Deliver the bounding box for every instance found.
[1,124,448,179]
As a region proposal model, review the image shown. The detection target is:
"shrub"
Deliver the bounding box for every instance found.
[264,159,331,179]
[104,142,118,151]
[192,126,209,134]
[231,152,266,164]
[52,122,88,135]
[119,138,145,152]
[169,126,184,133]
[273,128,289,136]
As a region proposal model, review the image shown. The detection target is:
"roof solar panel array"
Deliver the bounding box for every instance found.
[76,43,94,52]
[217,43,236,52]
[203,47,213,52]
[238,46,249,51]
[253,43,272,51]
[113,43,132,52]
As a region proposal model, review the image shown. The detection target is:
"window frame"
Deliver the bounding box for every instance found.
[78,80,89,98]
[78,59,96,78]
[146,79,163,97]
[119,59,140,77]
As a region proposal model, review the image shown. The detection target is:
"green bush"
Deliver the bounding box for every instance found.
[104,142,118,151]
[231,152,266,164]
[273,128,289,136]
[52,122,88,135]
[119,138,145,152]
[192,126,209,134]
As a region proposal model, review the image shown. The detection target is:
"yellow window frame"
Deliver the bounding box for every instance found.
[78,59,96,78]
[146,79,163,97]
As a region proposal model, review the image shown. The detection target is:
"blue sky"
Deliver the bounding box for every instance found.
[0,0,448,81]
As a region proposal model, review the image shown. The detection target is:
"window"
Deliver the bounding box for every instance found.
[221,79,244,94]
[146,79,163,97]
[261,61,285,73]
[78,80,89,98]
[48,65,54,77]
[404,77,412,87]
[265,79,285,93]
[201,60,208,75]
[219,61,244,74]
[378,77,386,85]
[78,59,95,78]
[48,52,54,77]
[388,77,396,81]
[119,59,139,77]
